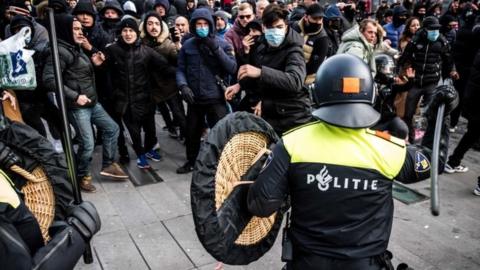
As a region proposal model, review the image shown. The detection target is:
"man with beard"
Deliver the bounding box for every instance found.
[99,0,123,42]
[291,3,329,86]
[225,2,255,60]
[383,5,408,49]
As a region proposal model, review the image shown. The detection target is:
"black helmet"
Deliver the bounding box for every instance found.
[313,54,379,128]
[375,53,395,85]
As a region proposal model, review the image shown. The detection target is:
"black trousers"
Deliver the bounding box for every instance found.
[403,83,437,143]
[451,71,469,127]
[157,94,187,137]
[185,103,227,163]
[19,101,62,140]
[286,252,384,270]
[448,119,480,167]
[123,107,158,157]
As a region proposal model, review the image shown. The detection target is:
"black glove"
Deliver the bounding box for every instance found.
[0,141,21,169]
[203,36,219,51]
[180,85,195,104]
[426,84,459,120]
[67,201,101,240]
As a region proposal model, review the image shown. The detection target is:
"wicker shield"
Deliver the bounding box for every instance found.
[191,112,285,265]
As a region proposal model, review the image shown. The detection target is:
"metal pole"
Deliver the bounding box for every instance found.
[430,103,445,216]
[46,8,94,263]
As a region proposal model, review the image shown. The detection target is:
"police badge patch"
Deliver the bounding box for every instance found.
[415,151,430,172]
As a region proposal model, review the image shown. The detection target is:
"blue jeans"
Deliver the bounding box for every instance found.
[68,103,119,178]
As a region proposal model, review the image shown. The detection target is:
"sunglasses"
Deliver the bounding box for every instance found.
[238,14,253,20]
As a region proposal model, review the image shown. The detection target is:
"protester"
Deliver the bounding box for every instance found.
[214,10,232,39]
[225,2,255,59]
[383,5,408,49]
[99,0,123,41]
[43,14,128,193]
[176,8,237,174]
[398,16,420,52]
[72,0,110,54]
[323,5,344,57]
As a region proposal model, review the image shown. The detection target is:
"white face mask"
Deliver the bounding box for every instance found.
[264,27,286,47]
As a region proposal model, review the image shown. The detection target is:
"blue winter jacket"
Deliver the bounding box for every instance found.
[176,8,237,104]
[383,23,405,49]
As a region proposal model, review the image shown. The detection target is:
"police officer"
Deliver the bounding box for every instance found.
[246,54,457,270]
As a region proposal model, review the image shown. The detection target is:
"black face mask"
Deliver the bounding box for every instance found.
[329,19,341,30]
[304,21,321,33]
[393,16,407,27]
[417,14,425,22]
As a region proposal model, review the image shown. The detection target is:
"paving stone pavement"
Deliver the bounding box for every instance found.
[75,116,480,270]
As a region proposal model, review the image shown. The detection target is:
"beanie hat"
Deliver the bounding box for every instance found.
[72,0,96,16]
[119,17,139,35]
[123,1,138,17]
[153,0,170,11]
[8,0,31,17]
[214,10,231,23]
[9,14,35,37]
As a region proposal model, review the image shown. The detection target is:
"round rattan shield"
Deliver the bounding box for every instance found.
[191,112,285,265]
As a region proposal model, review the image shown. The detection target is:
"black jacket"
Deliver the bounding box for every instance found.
[452,23,480,76]
[240,27,312,135]
[43,40,98,109]
[291,18,329,83]
[399,29,455,87]
[104,39,175,116]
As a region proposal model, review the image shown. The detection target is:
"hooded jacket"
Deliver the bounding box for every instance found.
[72,0,111,52]
[43,14,98,109]
[463,49,480,122]
[176,8,237,104]
[141,12,178,103]
[383,6,407,49]
[100,0,123,40]
[239,27,312,135]
[337,25,376,75]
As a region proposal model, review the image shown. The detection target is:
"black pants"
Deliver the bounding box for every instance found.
[287,252,384,270]
[451,71,469,127]
[185,103,227,163]
[448,119,480,167]
[123,107,157,157]
[157,94,187,137]
[403,83,437,143]
[19,101,62,140]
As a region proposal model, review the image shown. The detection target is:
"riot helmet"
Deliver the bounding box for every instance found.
[375,53,395,85]
[312,54,379,128]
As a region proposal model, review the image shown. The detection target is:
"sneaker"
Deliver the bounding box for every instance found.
[100,163,128,180]
[176,161,194,174]
[473,177,480,196]
[137,154,151,169]
[444,163,469,174]
[146,149,162,162]
[80,175,96,193]
[449,126,457,133]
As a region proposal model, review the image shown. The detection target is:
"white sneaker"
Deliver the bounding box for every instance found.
[473,187,480,196]
[444,164,469,174]
[449,126,457,133]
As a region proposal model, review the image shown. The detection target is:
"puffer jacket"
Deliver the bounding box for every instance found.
[104,38,175,116]
[383,23,405,49]
[337,25,376,75]
[398,29,454,87]
[141,19,178,103]
[240,27,312,135]
[176,8,237,104]
[43,40,98,109]
[291,18,329,84]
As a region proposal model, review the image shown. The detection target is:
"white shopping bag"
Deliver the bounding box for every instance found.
[0,27,36,90]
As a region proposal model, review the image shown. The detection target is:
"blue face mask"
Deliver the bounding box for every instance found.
[196,26,209,38]
[427,30,439,42]
[264,28,286,47]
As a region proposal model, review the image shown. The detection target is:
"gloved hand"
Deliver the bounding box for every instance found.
[426,84,459,119]
[203,36,219,51]
[0,141,21,169]
[67,201,101,240]
[180,85,195,104]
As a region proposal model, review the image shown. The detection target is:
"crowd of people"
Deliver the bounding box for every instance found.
[0,0,479,269]
[0,0,479,194]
